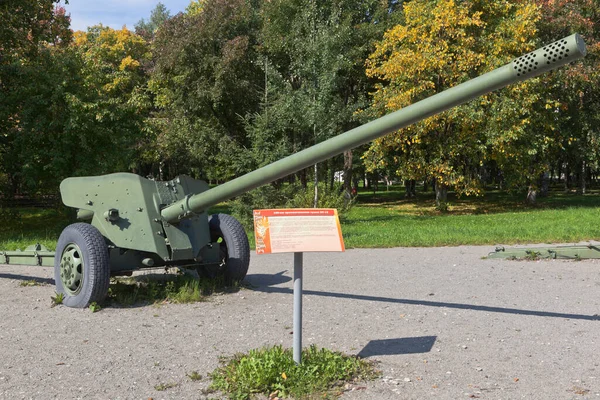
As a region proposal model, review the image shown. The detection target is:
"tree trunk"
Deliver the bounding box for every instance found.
[540,171,549,197]
[435,181,448,209]
[404,180,416,198]
[299,169,308,188]
[579,160,586,194]
[159,160,165,181]
[563,162,570,193]
[527,186,537,205]
[343,150,352,192]
[328,159,335,190]
[370,173,378,194]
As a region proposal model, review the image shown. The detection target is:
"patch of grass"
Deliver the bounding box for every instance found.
[0,207,72,251]
[523,250,542,261]
[209,345,379,399]
[50,292,64,307]
[187,371,202,381]
[107,273,240,306]
[88,302,102,312]
[19,279,45,287]
[342,197,600,248]
[154,382,178,391]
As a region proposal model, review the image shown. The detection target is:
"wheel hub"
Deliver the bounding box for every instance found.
[59,243,84,296]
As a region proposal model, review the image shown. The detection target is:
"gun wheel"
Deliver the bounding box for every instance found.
[54,223,110,308]
[208,214,250,282]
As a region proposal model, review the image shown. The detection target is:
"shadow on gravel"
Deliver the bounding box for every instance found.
[245,271,291,287]
[358,336,437,358]
[250,286,600,321]
[0,273,54,285]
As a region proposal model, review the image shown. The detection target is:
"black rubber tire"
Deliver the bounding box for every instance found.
[54,223,110,308]
[208,214,250,282]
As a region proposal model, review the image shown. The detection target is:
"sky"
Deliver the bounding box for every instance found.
[57,0,192,32]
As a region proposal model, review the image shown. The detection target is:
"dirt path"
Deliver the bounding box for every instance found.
[1,246,599,399]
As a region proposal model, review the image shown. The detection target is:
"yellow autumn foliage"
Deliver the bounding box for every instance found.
[72,25,149,97]
[363,0,541,196]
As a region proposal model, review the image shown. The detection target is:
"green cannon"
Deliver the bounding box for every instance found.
[1,34,587,307]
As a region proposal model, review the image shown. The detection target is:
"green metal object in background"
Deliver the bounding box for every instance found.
[1,244,55,267]
[0,34,587,308]
[488,244,600,260]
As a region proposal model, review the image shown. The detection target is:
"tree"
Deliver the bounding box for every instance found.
[62,26,151,178]
[150,0,263,181]
[364,0,541,206]
[0,1,74,194]
[186,0,207,16]
[135,2,171,40]
[533,0,600,194]
[251,0,402,199]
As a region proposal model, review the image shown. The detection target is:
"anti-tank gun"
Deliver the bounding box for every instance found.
[1,34,587,307]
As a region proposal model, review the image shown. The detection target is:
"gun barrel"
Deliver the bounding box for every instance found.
[161,34,586,223]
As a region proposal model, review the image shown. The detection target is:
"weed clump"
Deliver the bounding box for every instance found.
[210,344,379,399]
[50,292,64,307]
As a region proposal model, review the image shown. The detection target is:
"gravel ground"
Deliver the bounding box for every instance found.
[1,245,599,399]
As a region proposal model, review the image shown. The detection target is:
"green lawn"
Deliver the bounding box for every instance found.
[342,186,600,247]
[1,187,599,251]
[343,204,600,247]
[0,208,69,251]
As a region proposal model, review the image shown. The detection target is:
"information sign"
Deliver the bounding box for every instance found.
[253,208,345,254]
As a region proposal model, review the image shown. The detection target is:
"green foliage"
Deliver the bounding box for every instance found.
[531,0,600,193]
[230,182,353,230]
[435,201,450,213]
[1,11,152,194]
[150,0,263,180]
[187,371,203,381]
[209,344,379,399]
[7,48,82,192]
[88,302,102,312]
[0,1,70,59]
[524,250,542,261]
[0,207,21,223]
[247,0,400,187]
[51,292,65,307]
[67,26,152,176]
[135,2,171,39]
[107,274,237,306]
[0,0,598,210]
[0,207,72,251]
[0,2,78,194]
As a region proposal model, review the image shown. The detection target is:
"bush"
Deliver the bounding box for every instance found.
[230,182,353,230]
[0,207,22,232]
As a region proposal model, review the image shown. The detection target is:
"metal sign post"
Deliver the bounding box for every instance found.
[293,252,303,364]
[253,208,346,365]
